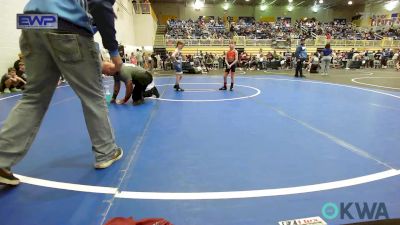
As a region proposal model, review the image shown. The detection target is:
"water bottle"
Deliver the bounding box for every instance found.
[104,85,112,103]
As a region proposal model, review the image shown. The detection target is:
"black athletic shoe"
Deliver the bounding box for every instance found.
[230,87,234,91]
[174,84,184,92]
[219,86,227,91]
[0,168,20,186]
[94,147,123,169]
[152,87,160,98]
[133,99,145,106]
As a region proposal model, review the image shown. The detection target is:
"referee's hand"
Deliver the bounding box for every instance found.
[111,55,123,73]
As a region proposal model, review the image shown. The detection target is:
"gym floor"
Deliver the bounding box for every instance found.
[0,68,399,225]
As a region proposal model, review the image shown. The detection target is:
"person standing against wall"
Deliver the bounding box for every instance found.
[0,0,124,186]
[136,49,144,67]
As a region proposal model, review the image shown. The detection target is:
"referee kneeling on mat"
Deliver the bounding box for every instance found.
[102,62,160,106]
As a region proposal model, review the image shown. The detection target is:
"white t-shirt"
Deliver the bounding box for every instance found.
[136,51,143,62]
[312,56,319,65]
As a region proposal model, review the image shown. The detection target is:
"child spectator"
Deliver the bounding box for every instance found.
[130,53,137,65]
[17,62,27,81]
[0,68,26,93]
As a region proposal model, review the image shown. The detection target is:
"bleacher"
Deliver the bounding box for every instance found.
[156,17,400,55]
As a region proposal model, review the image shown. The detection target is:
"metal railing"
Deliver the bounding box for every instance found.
[160,37,400,49]
[165,39,233,47]
[311,32,317,38]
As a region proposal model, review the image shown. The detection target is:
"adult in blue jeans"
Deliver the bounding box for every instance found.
[0,0,124,186]
[321,43,333,76]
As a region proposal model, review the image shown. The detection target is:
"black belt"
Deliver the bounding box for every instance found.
[24,12,93,37]
[58,18,93,37]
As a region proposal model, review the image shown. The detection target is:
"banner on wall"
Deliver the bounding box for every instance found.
[370,14,400,26]
[258,16,275,22]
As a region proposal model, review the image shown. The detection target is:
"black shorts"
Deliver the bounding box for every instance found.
[225,63,236,73]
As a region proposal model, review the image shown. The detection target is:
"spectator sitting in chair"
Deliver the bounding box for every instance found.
[374,50,382,68]
[205,55,213,71]
[1,68,26,94]
[17,62,27,82]
[239,52,249,69]
[13,53,23,71]
[15,62,27,90]
[248,55,258,70]
[309,53,320,73]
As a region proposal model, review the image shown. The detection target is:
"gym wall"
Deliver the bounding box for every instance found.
[0,0,28,75]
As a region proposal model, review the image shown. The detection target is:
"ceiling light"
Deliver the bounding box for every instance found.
[319,0,323,3]
[288,4,294,11]
[384,0,399,11]
[223,2,230,10]
[288,0,293,2]
[312,4,319,12]
[193,0,205,10]
[348,1,353,5]
[260,4,268,11]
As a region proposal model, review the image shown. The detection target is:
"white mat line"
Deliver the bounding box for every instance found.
[14,169,400,200]
[115,169,400,200]
[16,174,118,194]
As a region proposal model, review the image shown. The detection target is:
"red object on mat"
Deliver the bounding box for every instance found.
[105,217,173,225]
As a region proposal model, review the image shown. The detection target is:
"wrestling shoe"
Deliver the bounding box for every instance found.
[219,86,227,91]
[175,85,184,92]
